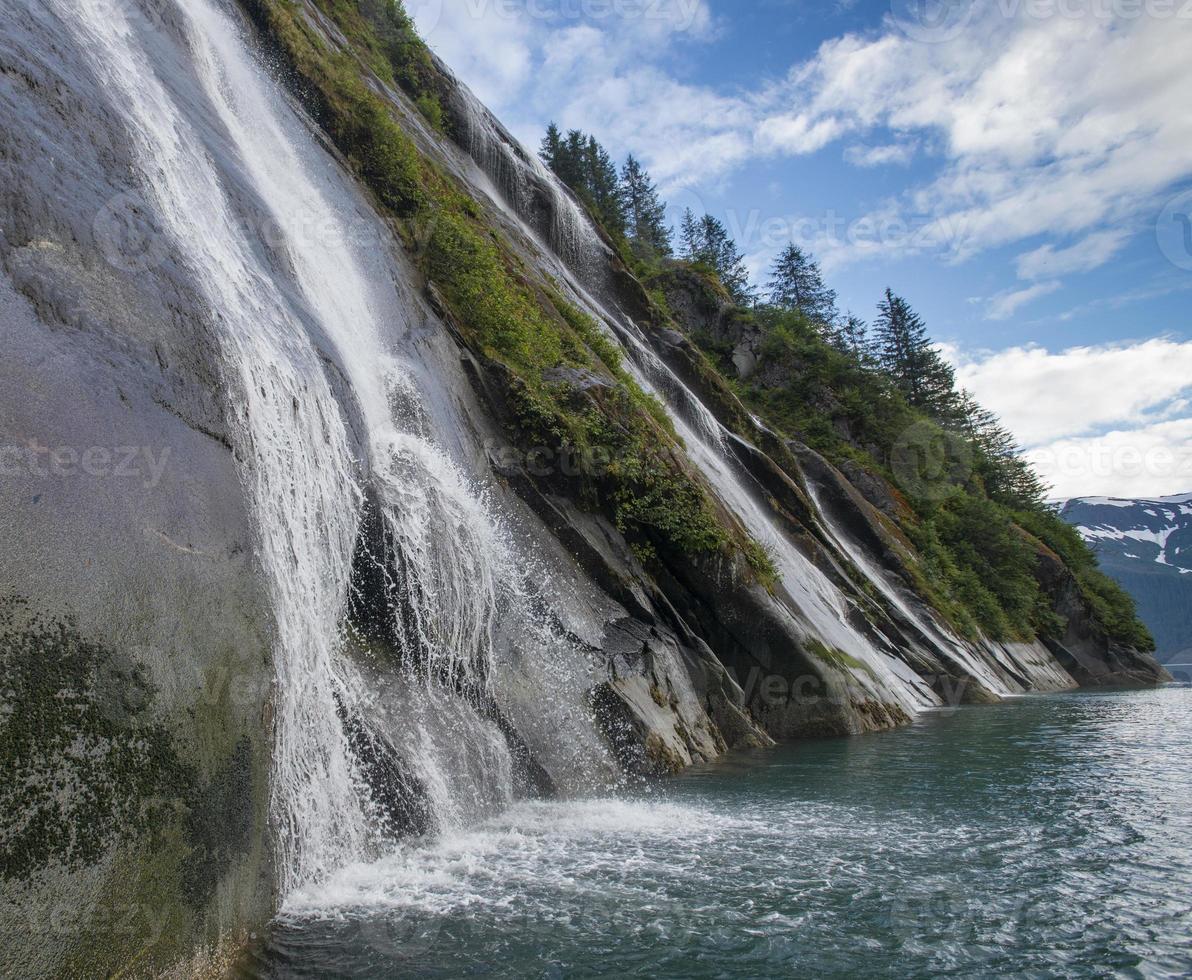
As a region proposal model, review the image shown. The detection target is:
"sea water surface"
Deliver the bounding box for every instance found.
[254,677,1192,978]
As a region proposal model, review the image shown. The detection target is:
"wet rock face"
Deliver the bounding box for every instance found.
[0,4,273,975]
[0,0,1172,972]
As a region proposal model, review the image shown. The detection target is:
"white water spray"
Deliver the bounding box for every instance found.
[60,0,618,897]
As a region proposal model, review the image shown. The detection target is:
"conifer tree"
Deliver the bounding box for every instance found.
[679,208,702,260]
[539,123,563,173]
[766,245,837,327]
[873,289,954,414]
[697,214,753,304]
[539,126,627,239]
[585,135,626,239]
[956,391,1048,507]
[620,155,671,257]
[836,313,873,362]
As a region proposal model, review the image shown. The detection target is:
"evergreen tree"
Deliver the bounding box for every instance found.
[539,122,563,173]
[676,211,754,303]
[539,126,626,239]
[585,135,626,239]
[873,289,955,415]
[698,214,753,304]
[620,155,671,257]
[558,129,588,188]
[679,208,702,260]
[766,245,837,326]
[956,390,1048,507]
[835,313,873,362]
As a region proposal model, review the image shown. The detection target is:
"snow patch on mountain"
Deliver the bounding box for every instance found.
[1060,491,1192,658]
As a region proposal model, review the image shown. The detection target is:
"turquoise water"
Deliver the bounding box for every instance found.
[254,679,1192,978]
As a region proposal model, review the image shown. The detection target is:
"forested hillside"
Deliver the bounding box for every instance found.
[539,126,1152,650]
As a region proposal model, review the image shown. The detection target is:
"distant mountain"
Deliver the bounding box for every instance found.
[1060,493,1192,664]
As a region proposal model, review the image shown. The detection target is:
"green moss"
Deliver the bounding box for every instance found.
[0,595,271,974]
[296,0,448,131]
[426,209,565,369]
[806,638,876,678]
[246,0,777,583]
[743,539,779,593]
[0,596,194,881]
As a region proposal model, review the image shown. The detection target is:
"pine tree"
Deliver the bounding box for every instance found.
[539,126,627,239]
[956,391,1048,507]
[553,129,587,191]
[766,245,837,327]
[697,214,752,304]
[836,313,873,363]
[584,135,626,239]
[873,289,953,413]
[539,123,563,173]
[679,208,701,260]
[620,155,671,257]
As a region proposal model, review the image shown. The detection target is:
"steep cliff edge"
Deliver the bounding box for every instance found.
[0,0,1168,975]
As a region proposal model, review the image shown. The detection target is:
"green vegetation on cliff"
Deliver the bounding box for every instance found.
[654,263,1152,649]
[242,0,775,587]
[242,0,1143,647]
[529,109,1151,648]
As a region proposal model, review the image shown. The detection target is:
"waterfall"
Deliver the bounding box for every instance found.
[55,0,1004,906]
[449,76,597,271]
[59,0,612,897]
[442,79,945,716]
[60,0,377,890]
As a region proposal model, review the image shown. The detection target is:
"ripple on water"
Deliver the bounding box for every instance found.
[256,685,1192,979]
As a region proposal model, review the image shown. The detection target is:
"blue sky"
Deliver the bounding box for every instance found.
[407,0,1192,498]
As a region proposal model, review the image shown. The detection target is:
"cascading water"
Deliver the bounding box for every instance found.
[436,48,1108,711]
[57,0,1039,914]
[447,74,598,271]
[59,0,613,899]
[59,0,377,891]
[439,81,942,716]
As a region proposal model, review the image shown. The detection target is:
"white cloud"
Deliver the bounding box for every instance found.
[757,113,849,156]
[950,338,1192,446]
[1025,419,1192,500]
[408,0,537,108]
[407,0,741,186]
[844,141,918,167]
[416,0,1192,287]
[984,280,1062,320]
[948,338,1192,498]
[779,10,1192,267]
[1015,229,1131,281]
[414,3,1192,499]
